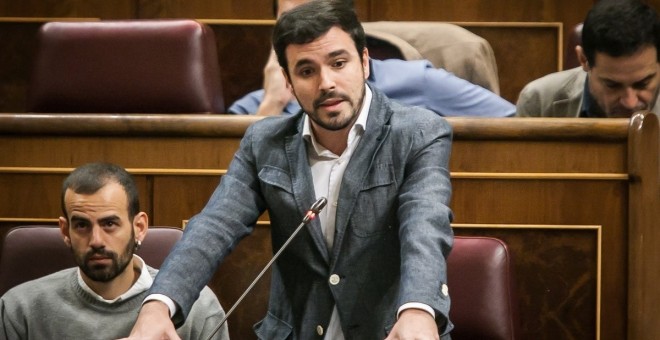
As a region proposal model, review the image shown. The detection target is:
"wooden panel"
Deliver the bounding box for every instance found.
[136,0,271,19]
[0,19,41,113]
[204,21,274,112]
[367,0,590,58]
[0,173,151,219]
[152,176,220,227]
[458,23,561,102]
[211,222,271,340]
[0,1,135,18]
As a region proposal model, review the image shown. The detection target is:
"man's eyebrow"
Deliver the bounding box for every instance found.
[328,49,349,59]
[599,72,657,86]
[70,215,90,224]
[98,215,121,224]
[293,49,351,70]
[633,72,657,85]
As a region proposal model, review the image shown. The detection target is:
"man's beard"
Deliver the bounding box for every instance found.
[73,232,136,283]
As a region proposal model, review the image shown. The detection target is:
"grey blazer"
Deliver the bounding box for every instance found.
[151,86,454,339]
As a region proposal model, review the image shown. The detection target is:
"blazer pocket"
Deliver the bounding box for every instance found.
[259,165,293,194]
[253,312,293,340]
[350,163,397,237]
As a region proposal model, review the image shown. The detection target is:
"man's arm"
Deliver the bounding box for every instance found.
[392,111,454,337]
[127,125,267,338]
[515,83,540,117]
[370,59,515,117]
[256,50,295,116]
[227,50,296,115]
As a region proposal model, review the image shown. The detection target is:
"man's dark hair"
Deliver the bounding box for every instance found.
[272,0,365,76]
[61,162,140,220]
[582,0,659,66]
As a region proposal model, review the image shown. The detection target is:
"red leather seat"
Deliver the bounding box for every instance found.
[448,236,520,340]
[0,225,182,296]
[26,20,224,113]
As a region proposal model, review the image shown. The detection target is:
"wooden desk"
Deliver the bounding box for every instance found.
[0,113,658,340]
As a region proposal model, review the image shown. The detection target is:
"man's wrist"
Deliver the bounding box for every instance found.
[397,302,435,320]
[143,293,177,318]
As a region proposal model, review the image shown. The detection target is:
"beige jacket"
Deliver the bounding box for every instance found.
[363,21,501,94]
[516,67,660,117]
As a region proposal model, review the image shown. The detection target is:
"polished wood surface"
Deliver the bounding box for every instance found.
[0,113,658,339]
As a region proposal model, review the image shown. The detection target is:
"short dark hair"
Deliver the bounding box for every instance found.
[61,162,139,220]
[582,0,660,66]
[272,0,365,76]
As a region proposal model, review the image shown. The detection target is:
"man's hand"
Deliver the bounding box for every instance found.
[256,49,295,116]
[385,308,440,340]
[118,301,180,340]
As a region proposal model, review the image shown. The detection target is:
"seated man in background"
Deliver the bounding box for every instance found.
[0,162,229,340]
[516,0,659,118]
[228,0,516,117]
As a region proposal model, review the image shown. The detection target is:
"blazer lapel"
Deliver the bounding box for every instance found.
[284,118,331,264]
[330,88,392,266]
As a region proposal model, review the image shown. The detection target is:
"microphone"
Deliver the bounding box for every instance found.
[206,197,328,340]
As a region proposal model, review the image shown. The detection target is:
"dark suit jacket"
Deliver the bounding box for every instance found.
[151,86,454,339]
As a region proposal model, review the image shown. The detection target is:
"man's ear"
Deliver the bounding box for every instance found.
[576,45,590,71]
[133,212,149,244]
[59,216,71,247]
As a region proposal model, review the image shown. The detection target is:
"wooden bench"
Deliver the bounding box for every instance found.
[0,113,657,339]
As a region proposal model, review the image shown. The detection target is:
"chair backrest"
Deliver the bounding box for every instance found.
[448,236,520,340]
[26,20,224,113]
[363,21,501,94]
[564,23,583,70]
[0,225,182,296]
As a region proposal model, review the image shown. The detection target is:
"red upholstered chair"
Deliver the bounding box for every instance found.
[0,225,182,296]
[448,236,520,340]
[564,23,583,70]
[26,20,224,113]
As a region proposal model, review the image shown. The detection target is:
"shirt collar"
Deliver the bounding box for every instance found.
[77,254,152,303]
[303,85,372,156]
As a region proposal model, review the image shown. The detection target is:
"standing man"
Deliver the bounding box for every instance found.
[0,162,228,340]
[516,0,660,118]
[129,1,453,339]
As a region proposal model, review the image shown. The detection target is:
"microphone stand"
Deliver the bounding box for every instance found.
[205,197,327,340]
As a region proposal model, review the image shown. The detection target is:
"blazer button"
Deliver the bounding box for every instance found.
[329,274,340,285]
[316,325,324,336]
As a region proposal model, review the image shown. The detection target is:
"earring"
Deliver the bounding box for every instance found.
[135,239,142,250]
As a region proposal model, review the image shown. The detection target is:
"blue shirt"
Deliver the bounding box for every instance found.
[227,58,515,117]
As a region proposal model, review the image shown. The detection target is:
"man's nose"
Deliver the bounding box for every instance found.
[318,67,336,91]
[89,225,104,247]
[620,87,641,109]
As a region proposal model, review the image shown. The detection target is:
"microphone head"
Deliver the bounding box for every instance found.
[310,197,327,214]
